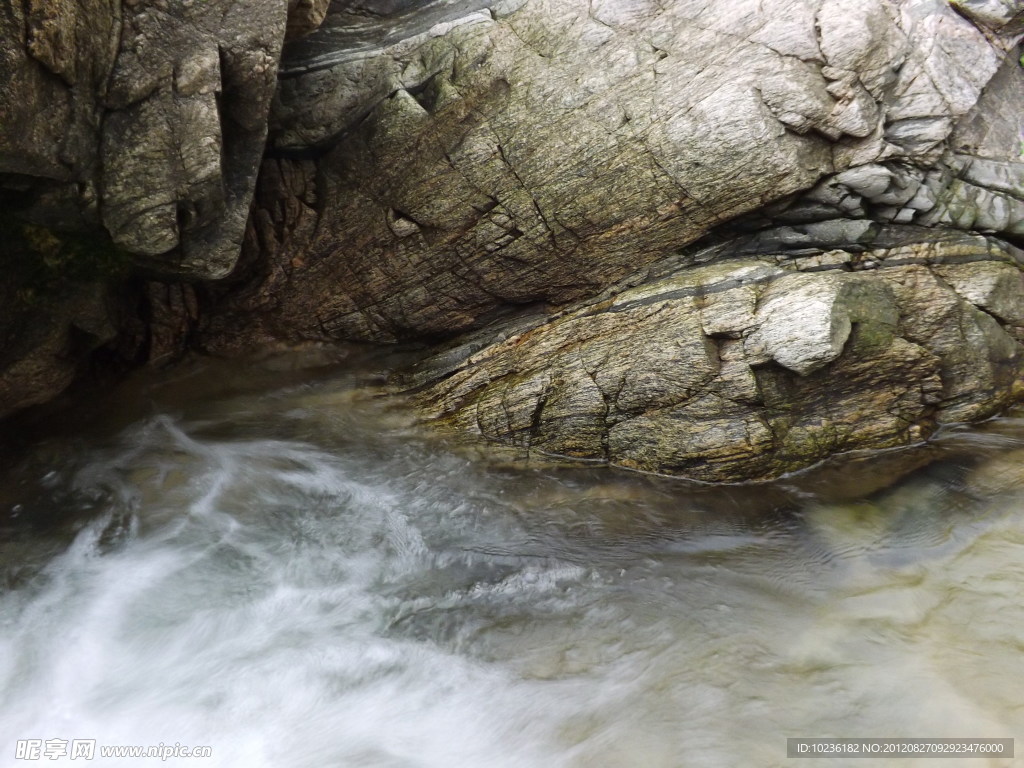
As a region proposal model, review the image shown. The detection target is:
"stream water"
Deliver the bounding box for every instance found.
[1,347,1022,768]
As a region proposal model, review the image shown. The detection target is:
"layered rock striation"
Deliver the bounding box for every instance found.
[207,0,1024,347]
[2,0,1023,482]
[400,231,1024,481]
[201,0,1024,480]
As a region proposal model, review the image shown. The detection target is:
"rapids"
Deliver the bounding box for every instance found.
[1,347,1021,767]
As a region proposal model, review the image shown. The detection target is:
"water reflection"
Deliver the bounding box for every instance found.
[0,348,1021,767]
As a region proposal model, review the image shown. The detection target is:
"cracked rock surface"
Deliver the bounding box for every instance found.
[0,0,302,278]
[400,232,1024,481]
[3,0,1023,483]
[207,0,1022,349]
[0,0,319,419]
[192,0,1024,480]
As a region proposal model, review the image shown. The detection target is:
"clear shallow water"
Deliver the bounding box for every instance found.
[1,348,1023,768]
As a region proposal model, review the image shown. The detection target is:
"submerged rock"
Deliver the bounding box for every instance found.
[966,445,1024,496]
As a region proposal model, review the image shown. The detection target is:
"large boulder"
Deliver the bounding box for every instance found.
[2,0,1022,485]
[399,231,1024,481]
[204,0,1024,348]
[193,0,1024,481]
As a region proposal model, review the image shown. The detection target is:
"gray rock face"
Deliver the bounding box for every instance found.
[0,0,339,421]
[207,0,1023,349]
[287,0,332,42]
[0,0,299,278]
[187,0,1024,481]
[0,0,315,420]
[2,0,1023,484]
[0,278,122,420]
[952,0,1024,35]
[401,233,1024,481]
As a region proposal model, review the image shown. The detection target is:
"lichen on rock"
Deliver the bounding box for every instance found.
[398,233,1024,481]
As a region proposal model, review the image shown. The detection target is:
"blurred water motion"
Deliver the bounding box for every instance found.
[1,348,1021,767]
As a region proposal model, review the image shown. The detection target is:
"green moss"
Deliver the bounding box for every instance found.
[846,320,896,355]
[781,422,843,461]
[0,214,131,309]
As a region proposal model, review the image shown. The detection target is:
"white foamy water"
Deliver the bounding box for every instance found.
[1,351,1022,768]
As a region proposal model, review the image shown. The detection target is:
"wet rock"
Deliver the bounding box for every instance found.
[0,0,323,419]
[3,0,1023,481]
[965,446,1024,496]
[0,279,127,421]
[398,235,1024,482]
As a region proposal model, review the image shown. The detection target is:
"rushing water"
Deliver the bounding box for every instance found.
[1,347,1023,768]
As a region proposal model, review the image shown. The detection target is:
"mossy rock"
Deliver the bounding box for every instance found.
[0,213,131,311]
